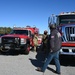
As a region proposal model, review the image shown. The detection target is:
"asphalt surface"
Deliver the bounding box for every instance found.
[0,51,75,75]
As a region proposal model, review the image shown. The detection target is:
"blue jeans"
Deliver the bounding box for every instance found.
[41,51,60,73]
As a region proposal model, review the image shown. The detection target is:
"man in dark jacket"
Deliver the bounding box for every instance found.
[36,24,62,75]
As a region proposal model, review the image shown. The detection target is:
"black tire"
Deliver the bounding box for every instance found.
[0,48,10,55]
[0,48,10,52]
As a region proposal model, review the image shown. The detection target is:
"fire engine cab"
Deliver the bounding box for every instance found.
[0,26,42,54]
[48,12,75,56]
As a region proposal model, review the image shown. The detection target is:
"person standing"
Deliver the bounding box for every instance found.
[36,24,62,75]
[33,32,38,52]
[42,30,48,54]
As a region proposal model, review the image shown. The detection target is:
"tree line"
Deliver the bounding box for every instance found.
[0,27,12,34]
[0,27,43,35]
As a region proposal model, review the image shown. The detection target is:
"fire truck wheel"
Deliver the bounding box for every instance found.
[24,44,30,54]
[0,49,10,55]
[0,48,10,53]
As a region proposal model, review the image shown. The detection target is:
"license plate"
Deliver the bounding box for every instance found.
[5,44,10,49]
[5,46,10,49]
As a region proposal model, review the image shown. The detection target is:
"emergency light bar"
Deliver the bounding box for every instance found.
[60,12,75,15]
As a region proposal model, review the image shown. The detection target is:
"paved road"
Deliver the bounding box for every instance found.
[0,51,75,75]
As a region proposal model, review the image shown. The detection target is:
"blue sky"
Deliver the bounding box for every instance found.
[0,0,75,34]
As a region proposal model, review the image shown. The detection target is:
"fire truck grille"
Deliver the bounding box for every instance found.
[65,27,75,41]
[2,37,20,45]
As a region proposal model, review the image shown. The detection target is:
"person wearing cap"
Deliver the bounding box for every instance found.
[42,30,49,54]
[33,32,38,52]
[36,24,62,75]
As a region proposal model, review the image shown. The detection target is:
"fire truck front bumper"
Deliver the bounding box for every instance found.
[60,42,75,55]
[60,47,75,55]
[0,43,27,52]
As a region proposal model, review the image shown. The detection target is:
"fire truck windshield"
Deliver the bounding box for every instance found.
[57,15,75,25]
[10,30,28,35]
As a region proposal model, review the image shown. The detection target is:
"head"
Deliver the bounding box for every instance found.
[44,30,48,35]
[49,24,56,30]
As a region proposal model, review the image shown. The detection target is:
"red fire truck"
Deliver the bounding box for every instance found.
[48,12,75,56]
[0,26,42,54]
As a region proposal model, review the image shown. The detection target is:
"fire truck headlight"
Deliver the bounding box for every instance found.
[21,38,26,44]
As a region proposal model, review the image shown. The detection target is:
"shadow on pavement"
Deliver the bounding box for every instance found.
[29,51,45,67]
[29,51,75,68]
[29,51,57,73]
[59,55,75,66]
[29,51,75,74]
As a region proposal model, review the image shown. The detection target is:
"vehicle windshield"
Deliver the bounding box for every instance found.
[10,30,28,35]
[57,15,75,25]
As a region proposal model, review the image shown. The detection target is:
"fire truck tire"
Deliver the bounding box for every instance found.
[24,44,30,54]
[0,49,10,55]
[0,48,10,53]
